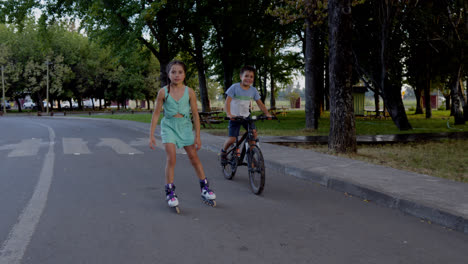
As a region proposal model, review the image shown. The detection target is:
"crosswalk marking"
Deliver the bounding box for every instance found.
[7,139,41,157]
[0,137,191,157]
[96,138,144,155]
[63,138,91,154]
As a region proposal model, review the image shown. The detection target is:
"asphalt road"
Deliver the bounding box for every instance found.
[0,117,467,264]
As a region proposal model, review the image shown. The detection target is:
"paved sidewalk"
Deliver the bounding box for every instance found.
[47,117,468,234]
[261,132,468,145]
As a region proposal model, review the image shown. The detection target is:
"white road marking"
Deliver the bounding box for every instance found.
[7,139,41,157]
[0,124,56,264]
[129,138,147,146]
[96,138,143,154]
[63,138,91,154]
[0,144,15,151]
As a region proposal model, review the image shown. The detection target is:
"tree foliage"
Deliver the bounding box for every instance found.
[0,0,465,129]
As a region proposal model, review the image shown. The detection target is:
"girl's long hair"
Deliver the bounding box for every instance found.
[166,60,187,94]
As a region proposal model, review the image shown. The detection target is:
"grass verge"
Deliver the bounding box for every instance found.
[280,139,468,183]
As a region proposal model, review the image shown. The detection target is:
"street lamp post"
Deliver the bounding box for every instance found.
[46,61,51,114]
[1,65,5,114]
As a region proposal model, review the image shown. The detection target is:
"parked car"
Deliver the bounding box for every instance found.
[61,101,70,108]
[0,101,11,110]
[83,99,94,108]
[43,101,52,108]
[61,101,78,109]
[23,101,36,109]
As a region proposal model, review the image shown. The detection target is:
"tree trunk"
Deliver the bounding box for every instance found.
[304,16,321,130]
[382,81,412,130]
[423,82,431,118]
[270,76,276,109]
[444,95,451,110]
[318,30,325,113]
[193,31,210,112]
[424,43,432,118]
[36,94,44,112]
[374,92,381,117]
[158,42,170,88]
[328,0,356,153]
[451,66,465,124]
[270,47,276,109]
[461,80,468,121]
[15,98,22,112]
[370,59,381,117]
[414,87,423,114]
[222,58,233,95]
[261,72,267,103]
[324,54,330,111]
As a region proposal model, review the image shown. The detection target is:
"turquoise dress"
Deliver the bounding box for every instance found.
[160,86,194,148]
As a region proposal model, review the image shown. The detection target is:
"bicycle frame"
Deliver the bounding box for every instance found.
[226,118,258,167]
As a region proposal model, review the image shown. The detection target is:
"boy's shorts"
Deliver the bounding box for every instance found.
[228,120,256,137]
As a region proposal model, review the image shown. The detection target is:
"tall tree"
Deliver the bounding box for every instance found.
[45,0,182,88]
[442,0,466,124]
[353,0,413,130]
[269,0,327,129]
[328,0,356,153]
[179,0,212,112]
[405,1,433,117]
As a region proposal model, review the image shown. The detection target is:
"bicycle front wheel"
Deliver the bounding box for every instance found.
[220,146,237,180]
[247,146,265,194]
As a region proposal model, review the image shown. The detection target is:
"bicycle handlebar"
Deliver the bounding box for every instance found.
[223,115,278,121]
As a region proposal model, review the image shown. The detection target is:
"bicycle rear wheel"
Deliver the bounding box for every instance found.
[247,146,265,194]
[220,146,237,180]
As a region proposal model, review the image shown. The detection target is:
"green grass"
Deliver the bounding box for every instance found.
[291,139,468,183]
[83,110,467,136]
[86,113,154,123]
[203,110,467,136]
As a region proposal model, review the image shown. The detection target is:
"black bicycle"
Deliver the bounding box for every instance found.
[219,115,277,195]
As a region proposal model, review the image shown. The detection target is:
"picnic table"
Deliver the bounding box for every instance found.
[197,111,223,128]
[364,108,390,119]
[268,106,289,117]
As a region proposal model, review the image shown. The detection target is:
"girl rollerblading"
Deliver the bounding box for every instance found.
[149,60,217,213]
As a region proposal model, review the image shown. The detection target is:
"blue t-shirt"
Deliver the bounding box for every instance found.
[225,83,261,117]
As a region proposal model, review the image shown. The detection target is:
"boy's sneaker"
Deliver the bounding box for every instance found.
[165,183,179,207]
[219,149,227,160]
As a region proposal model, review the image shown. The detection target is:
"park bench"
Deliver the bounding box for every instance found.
[364,108,390,119]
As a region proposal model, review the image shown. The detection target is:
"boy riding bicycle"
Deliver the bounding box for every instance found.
[220,66,272,158]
